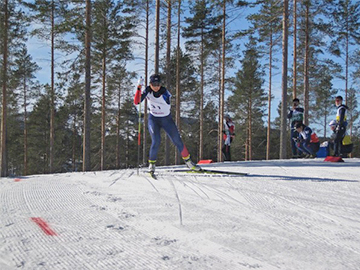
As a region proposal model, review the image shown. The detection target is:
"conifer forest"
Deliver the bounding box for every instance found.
[0,0,359,176]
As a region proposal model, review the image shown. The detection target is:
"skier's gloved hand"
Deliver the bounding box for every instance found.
[134,78,143,105]
[335,125,340,132]
[137,77,144,87]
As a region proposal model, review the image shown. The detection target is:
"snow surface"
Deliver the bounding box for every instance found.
[1,158,360,270]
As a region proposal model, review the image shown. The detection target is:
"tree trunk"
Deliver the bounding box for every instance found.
[1,0,9,177]
[154,0,160,73]
[293,0,297,99]
[175,0,181,165]
[323,114,327,138]
[101,54,106,170]
[116,87,121,169]
[72,119,76,171]
[165,0,171,165]
[217,50,221,161]
[345,21,349,105]
[248,95,252,160]
[199,31,204,161]
[100,15,108,171]
[303,2,310,126]
[49,0,55,173]
[83,0,92,171]
[218,1,226,162]
[143,0,150,165]
[266,30,273,160]
[23,79,28,175]
[280,0,289,159]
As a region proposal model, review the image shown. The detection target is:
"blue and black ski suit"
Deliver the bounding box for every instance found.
[134,85,190,162]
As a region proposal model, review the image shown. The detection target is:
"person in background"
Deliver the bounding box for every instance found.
[134,74,201,173]
[333,96,348,157]
[287,98,305,158]
[328,120,353,157]
[294,122,320,158]
[222,114,235,161]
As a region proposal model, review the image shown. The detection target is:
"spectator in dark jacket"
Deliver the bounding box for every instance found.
[329,120,353,157]
[287,98,304,158]
[333,96,348,156]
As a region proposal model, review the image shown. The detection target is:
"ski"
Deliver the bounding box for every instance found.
[204,169,247,176]
[168,168,248,176]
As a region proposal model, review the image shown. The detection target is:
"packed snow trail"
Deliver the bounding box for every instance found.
[1,159,360,269]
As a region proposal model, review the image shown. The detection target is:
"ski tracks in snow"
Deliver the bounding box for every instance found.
[0,173,196,269]
[2,162,360,270]
[155,168,360,270]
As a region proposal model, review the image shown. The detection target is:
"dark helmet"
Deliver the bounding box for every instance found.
[295,122,303,129]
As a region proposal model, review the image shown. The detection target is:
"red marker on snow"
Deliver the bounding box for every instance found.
[31,217,57,236]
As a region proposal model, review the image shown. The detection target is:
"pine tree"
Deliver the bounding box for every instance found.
[107,67,135,169]
[26,87,73,174]
[1,0,29,176]
[0,0,10,176]
[175,0,182,164]
[183,0,222,160]
[346,87,360,137]
[247,0,282,160]
[228,37,266,161]
[311,62,339,137]
[280,0,289,159]
[23,0,71,173]
[61,70,84,172]
[160,47,198,163]
[13,45,40,175]
[91,0,137,170]
[325,0,360,104]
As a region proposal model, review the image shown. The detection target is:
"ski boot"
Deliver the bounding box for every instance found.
[148,160,157,179]
[183,156,201,171]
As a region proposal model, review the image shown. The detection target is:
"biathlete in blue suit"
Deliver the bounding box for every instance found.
[134,74,201,173]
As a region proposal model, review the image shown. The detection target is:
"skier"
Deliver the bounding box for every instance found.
[287,98,304,158]
[294,122,319,158]
[222,114,235,161]
[134,74,201,174]
[333,96,348,157]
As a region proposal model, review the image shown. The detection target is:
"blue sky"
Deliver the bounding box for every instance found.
[25,0,357,138]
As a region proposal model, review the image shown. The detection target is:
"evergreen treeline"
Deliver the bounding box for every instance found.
[1,0,359,176]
